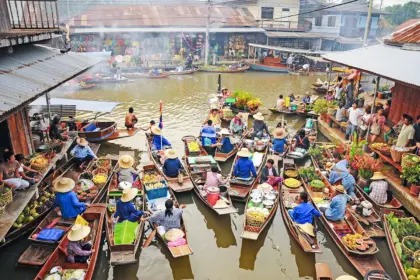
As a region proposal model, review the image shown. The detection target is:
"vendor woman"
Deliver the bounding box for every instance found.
[233,148,257,179]
[67,224,93,263]
[142,199,183,235]
[115,186,147,223]
[215,129,235,154]
[52,177,87,219]
[205,108,221,126]
[151,126,171,151]
[117,155,138,183]
[71,138,97,168]
[230,113,245,135]
[163,149,183,178]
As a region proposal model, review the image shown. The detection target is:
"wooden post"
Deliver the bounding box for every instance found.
[254,46,257,63]
[46,92,52,122]
[326,62,332,96]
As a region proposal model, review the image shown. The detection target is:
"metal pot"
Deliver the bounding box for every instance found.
[264,193,276,201]
[262,199,275,209]
[244,139,254,149]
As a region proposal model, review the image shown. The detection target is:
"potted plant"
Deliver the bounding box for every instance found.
[402,165,420,196]
[350,154,384,187]
[313,99,328,122]
[327,100,338,115]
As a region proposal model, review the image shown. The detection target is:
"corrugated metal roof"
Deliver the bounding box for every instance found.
[385,21,420,45]
[249,43,327,55]
[322,44,420,87]
[265,31,336,39]
[30,98,119,113]
[74,27,264,34]
[0,45,101,119]
[68,5,257,27]
[395,19,420,31]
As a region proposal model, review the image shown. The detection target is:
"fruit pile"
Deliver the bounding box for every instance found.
[30,156,49,171]
[284,178,301,189]
[371,142,390,153]
[143,173,163,184]
[93,174,107,186]
[310,179,325,189]
[405,268,420,280]
[284,170,298,178]
[145,181,166,191]
[187,141,200,152]
[13,190,54,229]
[76,182,98,201]
[342,233,374,251]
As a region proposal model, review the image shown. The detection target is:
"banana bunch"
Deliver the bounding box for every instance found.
[188,141,200,152]
[343,233,363,250]
[144,174,158,183]
[145,182,165,191]
[284,178,301,189]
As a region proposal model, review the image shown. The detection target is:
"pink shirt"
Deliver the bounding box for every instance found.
[205,172,224,187]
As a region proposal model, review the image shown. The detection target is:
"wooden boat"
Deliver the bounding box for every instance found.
[302,169,383,277]
[34,204,106,280]
[78,121,141,143]
[182,136,237,215]
[354,184,402,210]
[198,65,250,73]
[279,158,322,252]
[312,86,327,93]
[59,84,96,91]
[241,176,279,240]
[123,72,170,79]
[168,69,197,75]
[268,107,298,115]
[91,77,134,84]
[105,160,146,266]
[214,129,251,162]
[145,135,194,192]
[142,163,193,258]
[230,106,259,116]
[315,263,333,280]
[248,57,289,73]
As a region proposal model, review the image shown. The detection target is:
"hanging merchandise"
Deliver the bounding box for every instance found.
[115,55,123,63]
[131,41,139,47]
[124,55,132,62]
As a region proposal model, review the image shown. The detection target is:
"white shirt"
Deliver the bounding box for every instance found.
[268,167,273,176]
[335,87,343,99]
[276,99,285,110]
[359,113,371,130]
[348,107,363,126]
[336,107,346,121]
[302,64,310,70]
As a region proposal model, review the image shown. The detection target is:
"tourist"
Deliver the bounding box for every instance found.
[294,130,310,151]
[52,178,87,219]
[370,108,386,143]
[230,114,245,135]
[395,114,414,148]
[357,105,372,142]
[142,199,183,235]
[205,165,225,187]
[117,154,137,183]
[250,112,268,139]
[326,89,334,101]
[71,138,97,168]
[15,154,40,185]
[205,108,221,126]
[125,107,138,129]
[345,102,363,142]
[151,126,171,151]
[115,186,146,223]
[302,93,311,105]
[163,149,183,178]
[66,224,93,264]
[271,127,288,154]
[260,159,281,186]
[215,129,235,154]
[0,151,30,190]
[344,78,354,109]
[383,100,391,119]
[276,95,285,110]
[288,92,296,102]
[335,83,343,101]
[233,148,257,179]
[201,120,217,156]
[288,192,322,224]
[335,103,347,122]
[368,172,388,205]
[320,185,347,221]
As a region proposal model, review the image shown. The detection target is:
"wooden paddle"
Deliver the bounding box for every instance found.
[143,228,157,248]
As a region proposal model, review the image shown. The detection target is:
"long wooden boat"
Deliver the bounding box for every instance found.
[142,163,193,258]
[315,263,333,280]
[145,135,194,192]
[198,66,250,73]
[34,204,106,280]
[78,121,141,143]
[59,84,97,91]
[279,158,322,252]
[214,129,251,162]
[268,107,298,115]
[123,72,170,79]
[302,169,383,277]
[312,86,327,93]
[168,69,197,75]
[248,62,289,73]
[354,184,402,210]
[230,106,259,116]
[182,136,237,215]
[90,77,134,84]
[105,160,146,266]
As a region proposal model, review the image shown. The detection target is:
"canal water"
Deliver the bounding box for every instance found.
[0,72,398,280]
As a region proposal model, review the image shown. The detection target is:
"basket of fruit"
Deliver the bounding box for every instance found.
[402,154,420,169]
[310,180,325,192]
[92,173,108,188]
[245,210,265,232]
[402,236,420,257]
[284,169,299,178]
[187,140,201,156]
[30,156,49,172]
[145,181,168,200]
[95,158,112,171]
[92,167,108,177]
[371,142,391,156]
[284,178,301,189]
[414,250,420,269]
[0,186,13,206]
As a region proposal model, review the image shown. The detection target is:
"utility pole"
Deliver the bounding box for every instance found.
[205,0,211,66]
[362,0,374,47]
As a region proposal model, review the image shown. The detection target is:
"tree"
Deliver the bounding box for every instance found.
[384,2,420,26]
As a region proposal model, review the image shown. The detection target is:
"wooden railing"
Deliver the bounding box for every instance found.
[7,0,59,29]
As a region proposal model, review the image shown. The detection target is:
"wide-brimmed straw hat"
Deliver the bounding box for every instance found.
[297,223,315,237]
[119,154,134,169]
[370,171,386,181]
[120,187,139,202]
[68,224,91,241]
[151,126,162,135]
[220,128,231,135]
[54,177,75,193]
[274,128,288,139]
[336,276,357,280]
[237,148,251,158]
[165,149,178,159]
[334,184,346,194]
[253,112,264,121]
[76,138,89,147]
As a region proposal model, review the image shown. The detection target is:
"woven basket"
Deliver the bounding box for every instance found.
[0,187,13,206]
[402,236,420,257]
[95,158,112,171]
[0,205,5,217]
[30,156,49,171]
[390,147,405,163]
[92,167,108,176]
[414,250,420,269]
[245,214,264,232]
[402,153,420,169]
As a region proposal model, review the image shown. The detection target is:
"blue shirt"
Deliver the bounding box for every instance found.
[325,194,347,221]
[329,159,349,184]
[115,200,144,223]
[272,138,287,153]
[342,173,356,198]
[234,157,257,178]
[303,96,310,104]
[70,145,97,159]
[290,202,321,224]
[53,191,86,219]
[221,137,234,153]
[201,125,217,146]
[163,158,183,178]
[152,135,171,151]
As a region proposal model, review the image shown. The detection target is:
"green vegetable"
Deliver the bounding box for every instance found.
[310,179,325,189]
[402,164,420,186]
[396,242,403,258]
[308,147,322,160]
[114,220,139,245]
[313,99,328,114]
[391,229,399,244]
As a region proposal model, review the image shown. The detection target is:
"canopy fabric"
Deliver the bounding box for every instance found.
[30,98,120,113]
[248,43,327,55]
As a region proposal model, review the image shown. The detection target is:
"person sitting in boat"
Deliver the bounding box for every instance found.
[66,224,93,264]
[321,82,329,90]
[294,130,310,151]
[276,95,285,110]
[260,159,281,186]
[221,88,228,97]
[215,129,235,154]
[176,65,184,72]
[205,108,221,126]
[115,186,146,223]
[233,148,257,179]
[71,138,97,168]
[288,192,322,224]
[125,107,138,130]
[201,120,217,156]
[142,199,183,235]
[205,165,225,187]
[230,113,245,135]
[52,178,87,219]
[288,92,296,102]
[368,172,389,205]
[142,120,156,138]
[117,155,138,183]
[302,93,311,105]
[151,126,171,151]
[250,113,268,139]
[320,185,347,222]
[163,149,183,178]
[271,128,288,154]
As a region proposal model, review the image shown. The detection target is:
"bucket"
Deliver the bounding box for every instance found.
[207,186,220,206]
[218,185,228,197]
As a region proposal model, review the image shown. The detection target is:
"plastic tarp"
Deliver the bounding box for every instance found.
[30,98,120,113]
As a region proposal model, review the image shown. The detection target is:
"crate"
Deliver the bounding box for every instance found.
[146,185,168,200]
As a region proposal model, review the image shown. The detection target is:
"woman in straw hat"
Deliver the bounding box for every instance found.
[302,92,311,105]
[115,186,147,223]
[250,112,268,139]
[288,192,321,225]
[368,171,389,205]
[230,113,245,136]
[162,149,183,178]
[233,148,257,179]
[142,199,183,236]
[319,184,347,222]
[271,127,288,154]
[52,177,87,219]
[201,120,217,156]
[117,154,138,183]
[67,224,93,263]
[215,129,234,154]
[151,126,171,151]
[70,138,97,168]
[327,154,356,199]
[204,108,221,126]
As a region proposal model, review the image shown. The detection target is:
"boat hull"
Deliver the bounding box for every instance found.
[248,63,289,73]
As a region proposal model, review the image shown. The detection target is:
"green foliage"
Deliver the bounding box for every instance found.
[232,90,257,109]
[308,147,322,160]
[313,99,328,114]
[114,220,139,245]
[348,135,366,164]
[385,2,420,26]
[386,213,420,240]
[298,167,319,181]
[402,164,420,186]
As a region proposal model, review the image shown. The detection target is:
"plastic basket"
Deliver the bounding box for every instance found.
[402,236,420,257]
[146,185,168,200]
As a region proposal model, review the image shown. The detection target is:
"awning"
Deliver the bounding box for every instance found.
[248,43,327,55]
[322,44,420,87]
[265,31,337,39]
[74,27,265,34]
[0,44,103,122]
[30,98,120,113]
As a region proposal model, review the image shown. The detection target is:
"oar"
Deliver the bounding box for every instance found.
[143,228,157,248]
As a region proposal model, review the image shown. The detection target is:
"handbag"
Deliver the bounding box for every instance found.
[371,118,381,136]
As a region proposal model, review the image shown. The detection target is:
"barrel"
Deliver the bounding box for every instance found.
[207,187,220,206]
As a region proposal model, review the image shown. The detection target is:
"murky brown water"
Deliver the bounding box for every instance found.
[0,72,398,280]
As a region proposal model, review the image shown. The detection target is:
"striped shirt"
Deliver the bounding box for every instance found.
[369,180,388,205]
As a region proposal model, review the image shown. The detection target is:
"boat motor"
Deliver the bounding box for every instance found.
[360,201,373,217]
